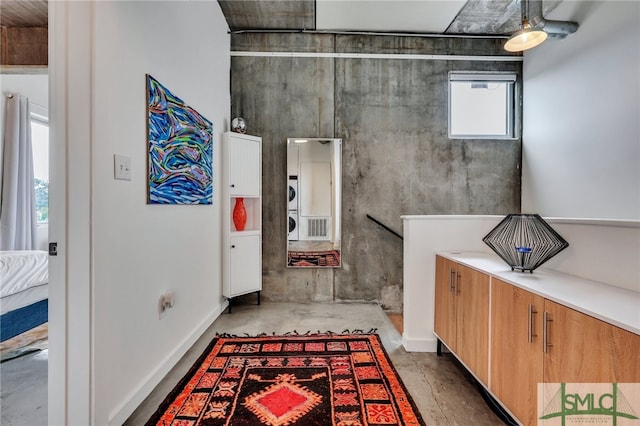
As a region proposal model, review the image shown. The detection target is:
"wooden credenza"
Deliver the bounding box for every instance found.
[434,253,640,426]
[434,255,490,386]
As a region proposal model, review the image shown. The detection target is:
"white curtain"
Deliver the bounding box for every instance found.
[0,94,37,250]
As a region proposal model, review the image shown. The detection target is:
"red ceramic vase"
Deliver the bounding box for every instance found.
[233,197,247,231]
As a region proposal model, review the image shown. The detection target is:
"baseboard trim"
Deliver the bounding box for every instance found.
[401,334,438,352]
[108,300,229,425]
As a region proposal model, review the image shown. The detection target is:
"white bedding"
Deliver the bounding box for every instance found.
[1,285,48,315]
[1,250,49,301]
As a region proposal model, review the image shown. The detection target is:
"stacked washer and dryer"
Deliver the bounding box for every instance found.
[288,176,299,240]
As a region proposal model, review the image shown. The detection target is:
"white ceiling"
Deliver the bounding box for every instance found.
[316,0,468,33]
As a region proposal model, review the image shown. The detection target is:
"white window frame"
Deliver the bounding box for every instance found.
[448,71,519,140]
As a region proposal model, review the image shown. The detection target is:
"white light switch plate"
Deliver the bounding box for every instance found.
[114,154,132,181]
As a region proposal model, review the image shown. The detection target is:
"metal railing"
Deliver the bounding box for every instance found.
[366,214,403,240]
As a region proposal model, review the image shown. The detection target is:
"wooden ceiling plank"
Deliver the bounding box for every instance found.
[1,0,48,27]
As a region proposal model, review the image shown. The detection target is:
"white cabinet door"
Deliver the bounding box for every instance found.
[228,135,260,197]
[229,234,261,297]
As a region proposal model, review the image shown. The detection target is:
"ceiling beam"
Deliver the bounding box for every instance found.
[1,27,48,67]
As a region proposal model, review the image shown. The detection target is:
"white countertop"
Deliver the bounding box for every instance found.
[437,251,640,335]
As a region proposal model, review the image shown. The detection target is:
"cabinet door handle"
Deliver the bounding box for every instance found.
[528,303,538,343]
[231,245,236,248]
[455,272,461,294]
[230,184,235,188]
[449,268,456,291]
[543,311,553,353]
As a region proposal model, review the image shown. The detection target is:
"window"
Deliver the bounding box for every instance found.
[31,111,49,223]
[448,72,518,139]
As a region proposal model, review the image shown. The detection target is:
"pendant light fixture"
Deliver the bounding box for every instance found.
[505,0,579,53]
[504,18,547,52]
[505,0,547,52]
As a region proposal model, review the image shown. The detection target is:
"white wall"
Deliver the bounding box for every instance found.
[0,74,49,250]
[50,2,231,424]
[522,1,640,220]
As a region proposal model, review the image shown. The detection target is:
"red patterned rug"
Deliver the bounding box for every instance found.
[287,250,341,267]
[146,333,425,425]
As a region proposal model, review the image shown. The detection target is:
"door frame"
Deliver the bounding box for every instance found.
[48,2,93,424]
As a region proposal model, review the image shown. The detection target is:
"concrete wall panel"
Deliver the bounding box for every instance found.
[231,33,521,311]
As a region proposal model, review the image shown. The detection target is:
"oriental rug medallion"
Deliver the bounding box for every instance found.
[146,333,425,426]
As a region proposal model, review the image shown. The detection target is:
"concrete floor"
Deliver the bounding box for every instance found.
[0,302,504,425]
[0,348,48,425]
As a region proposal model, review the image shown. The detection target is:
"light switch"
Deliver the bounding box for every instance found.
[114,154,132,181]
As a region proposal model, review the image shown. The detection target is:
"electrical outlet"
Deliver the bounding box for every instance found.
[114,154,132,181]
[162,292,175,309]
[158,292,176,318]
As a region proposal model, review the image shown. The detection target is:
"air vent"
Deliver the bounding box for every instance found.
[307,218,329,238]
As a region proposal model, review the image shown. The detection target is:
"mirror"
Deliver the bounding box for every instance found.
[287,138,342,267]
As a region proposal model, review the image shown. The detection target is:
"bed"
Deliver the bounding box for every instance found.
[0,250,48,342]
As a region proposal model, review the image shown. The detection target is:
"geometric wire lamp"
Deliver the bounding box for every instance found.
[482,214,569,273]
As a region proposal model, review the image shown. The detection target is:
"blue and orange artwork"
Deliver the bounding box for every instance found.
[147,74,213,204]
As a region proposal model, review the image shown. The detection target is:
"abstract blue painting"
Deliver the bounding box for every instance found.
[147,74,213,204]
